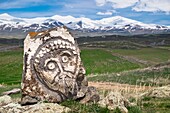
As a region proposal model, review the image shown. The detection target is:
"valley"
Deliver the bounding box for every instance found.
[0,34,170,112]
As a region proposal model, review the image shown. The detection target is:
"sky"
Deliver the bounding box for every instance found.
[0,0,170,25]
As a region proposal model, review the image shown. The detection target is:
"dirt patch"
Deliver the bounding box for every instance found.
[89,81,154,93]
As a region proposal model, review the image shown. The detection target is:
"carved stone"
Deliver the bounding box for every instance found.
[21,27,99,105]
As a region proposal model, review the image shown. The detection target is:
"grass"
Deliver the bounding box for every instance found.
[61,100,143,113]
[0,49,23,85]
[141,97,170,113]
[80,41,146,49]
[81,49,140,75]
[127,106,142,113]
[0,47,170,112]
[112,48,170,64]
[0,48,169,86]
[0,84,21,98]
[158,45,170,50]
[88,67,170,86]
[61,100,111,113]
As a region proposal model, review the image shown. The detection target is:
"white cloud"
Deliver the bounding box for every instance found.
[97,11,113,15]
[96,0,138,8]
[95,0,170,14]
[95,0,106,6]
[133,0,170,13]
[109,0,138,8]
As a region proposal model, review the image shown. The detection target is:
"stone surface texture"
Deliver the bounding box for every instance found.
[21,27,99,104]
[0,95,12,106]
[0,102,70,113]
[142,85,170,98]
[2,88,20,95]
[98,91,131,113]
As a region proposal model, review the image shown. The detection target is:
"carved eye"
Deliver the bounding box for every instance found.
[62,56,69,63]
[47,61,56,70]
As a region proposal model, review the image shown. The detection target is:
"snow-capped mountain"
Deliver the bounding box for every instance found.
[0,13,169,39]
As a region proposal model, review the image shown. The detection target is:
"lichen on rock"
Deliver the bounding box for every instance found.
[0,95,12,106]
[0,102,71,113]
[21,27,99,105]
[98,91,131,113]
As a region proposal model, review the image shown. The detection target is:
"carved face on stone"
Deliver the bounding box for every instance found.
[31,37,85,94]
[21,27,100,105]
[21,27,89,104]
[32,37,85,90]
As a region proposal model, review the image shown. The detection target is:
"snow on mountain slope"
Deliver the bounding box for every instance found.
[0,13,169,34]
[0,13,15,20]
[51,15,77,23]
[96,16,155,28]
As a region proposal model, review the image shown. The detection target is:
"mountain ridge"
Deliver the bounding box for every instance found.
[0,13,170,39]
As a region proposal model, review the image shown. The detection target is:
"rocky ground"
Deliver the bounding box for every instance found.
[0,95,71,113]
[1,84,170,113]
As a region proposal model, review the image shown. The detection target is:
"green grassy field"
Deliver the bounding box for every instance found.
[112,48,170,64]
[0,84,21,98]
[80,41,146,49]
[88,67,170,86]
[0,49,23,85]
[0,46,170,113]
[141,97,170,113]
[61,100,142,113]
[0,48,169,85]
[81,49,140,75]
[158,45,170,50]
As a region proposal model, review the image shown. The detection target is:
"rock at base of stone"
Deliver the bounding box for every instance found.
[78,86,100,103]
[0,102,71,113]
[20,96,39,105]
[0,95,12,106]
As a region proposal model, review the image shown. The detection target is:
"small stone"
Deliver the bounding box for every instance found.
[98,91,130,113]
[80,86,100,103]
[0,95,12,106]
[142,85,170,98]
[21,96,39,105]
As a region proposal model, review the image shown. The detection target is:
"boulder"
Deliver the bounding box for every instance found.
[21,27,99,105]
[144,85,170,98]
[98,91,131,113]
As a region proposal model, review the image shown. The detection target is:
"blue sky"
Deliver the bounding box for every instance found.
[0,0,170,25]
